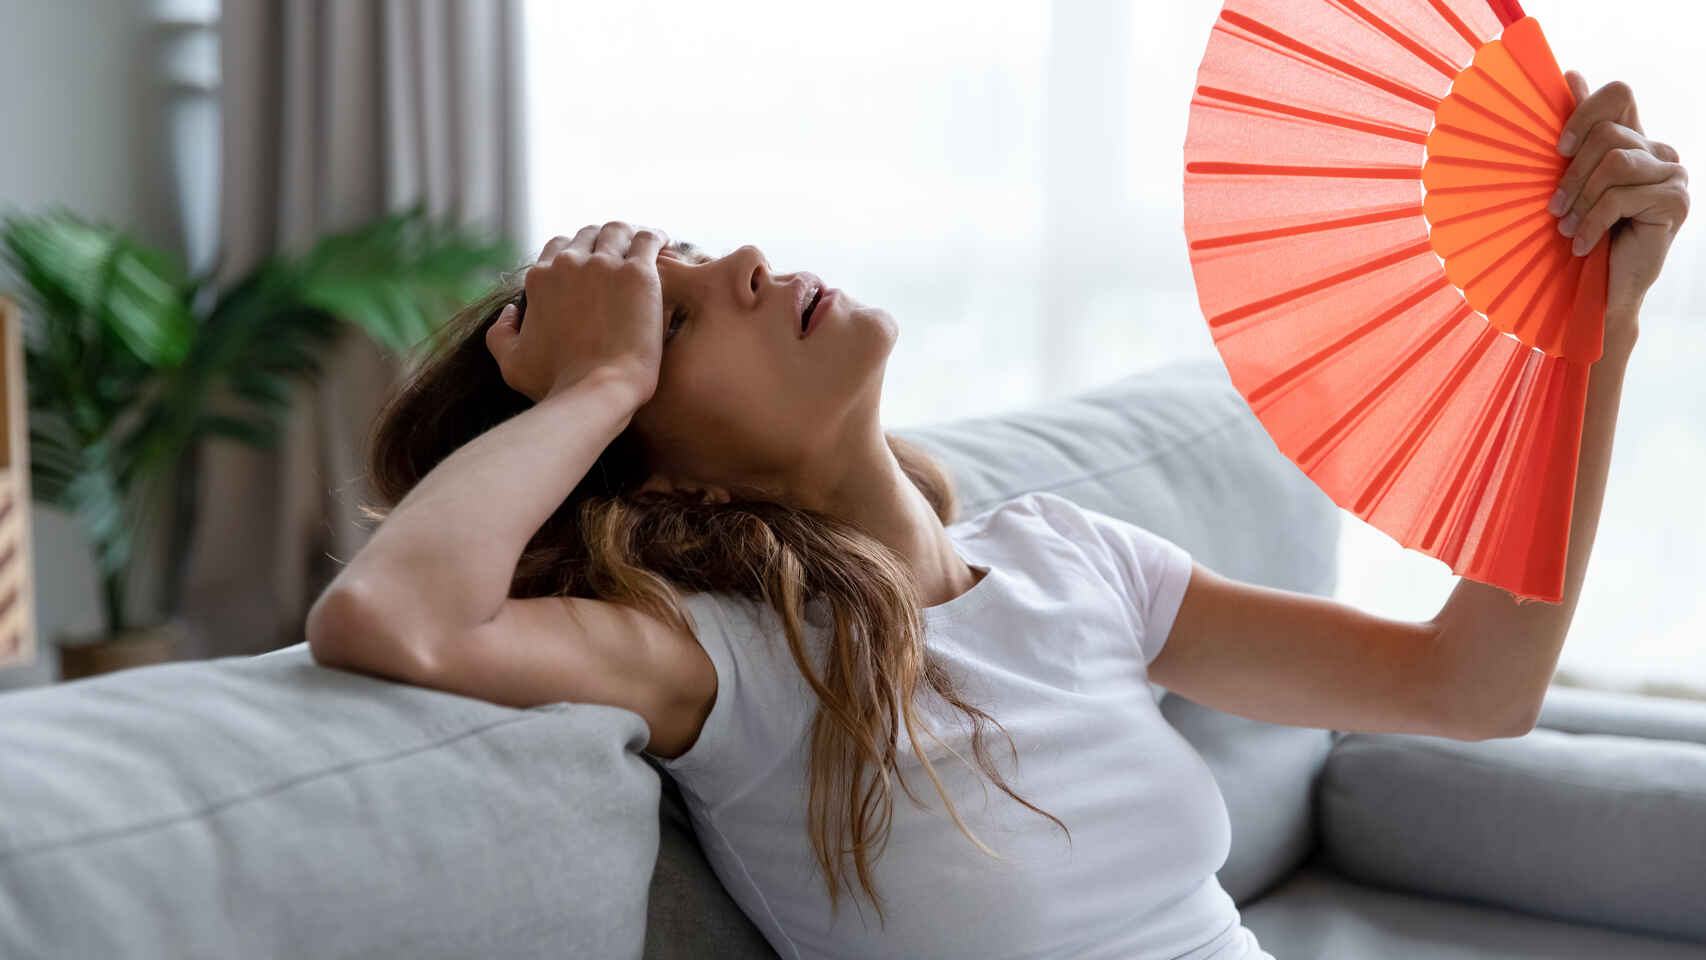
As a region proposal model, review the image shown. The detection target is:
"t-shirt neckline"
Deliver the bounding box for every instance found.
[922,525,1000,625]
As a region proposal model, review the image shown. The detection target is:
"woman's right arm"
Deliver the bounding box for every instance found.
[306,221,672,675]
[307,370,648,672]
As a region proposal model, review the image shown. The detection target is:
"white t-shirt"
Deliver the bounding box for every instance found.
[648,491,1273,960]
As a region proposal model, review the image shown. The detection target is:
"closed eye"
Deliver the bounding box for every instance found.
[666,303,690,341]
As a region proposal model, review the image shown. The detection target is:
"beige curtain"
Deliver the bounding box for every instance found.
[177,0,527,660]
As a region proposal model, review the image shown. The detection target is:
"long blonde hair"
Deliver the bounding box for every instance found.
[358,272,1070,928]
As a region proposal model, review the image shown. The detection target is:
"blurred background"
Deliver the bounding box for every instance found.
[2,0,1700,699]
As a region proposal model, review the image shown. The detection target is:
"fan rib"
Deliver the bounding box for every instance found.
[1422,0,1486,50]
[1293,301,1465,470]
[1217,9,1441,111]
[1449,87,1557,153]
[1247,274,1449,407]
[1526,249,1586,348]
[1438,349,1541,564]
[1332,0,1460,79]
[1190,203,1419,252]
[1487,0,1528,29]
[1193,85,1429,145]
[1428,190,1542,228]
[1506,245,1570,342]
[1426,155,1556,176]
[1461,215,1557,294]
[1464,66,1559,139]
[1433,205,1542,260]
[1483,222,1562,316]
[1418,346,1529,551]
[1432,121,1557,165]
[1186,162,1422,179]
[1424,177,1553,198]
[1354,317,1497,517]
[1502,43,1564,124]
[1469,353,1558,574]
[1208,239,1434,328]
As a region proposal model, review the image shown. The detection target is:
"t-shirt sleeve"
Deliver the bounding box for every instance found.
[646,592,814,803]
[1028,492,1195,667]
[648,592,740,781]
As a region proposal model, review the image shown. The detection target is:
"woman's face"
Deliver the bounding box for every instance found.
[630,240,899,503]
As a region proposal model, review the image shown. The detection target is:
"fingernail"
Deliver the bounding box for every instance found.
[1558,211,1579,237]
[1572,234,1589,256]
[1548,189,1568,216]
[1558,131,1578,156]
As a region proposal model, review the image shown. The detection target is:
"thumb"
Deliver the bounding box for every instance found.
[486,302,520,357]
[1564,69,1590,107]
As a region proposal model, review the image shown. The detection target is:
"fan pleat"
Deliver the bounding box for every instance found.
[1184,0,1605,602]
[1191,87,1430,146]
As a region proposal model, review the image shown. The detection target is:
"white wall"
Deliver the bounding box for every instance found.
[0,0,180,690]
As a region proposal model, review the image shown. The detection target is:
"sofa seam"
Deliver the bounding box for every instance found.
[0,704,585,864]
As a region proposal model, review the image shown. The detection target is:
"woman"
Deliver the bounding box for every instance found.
[308,71,1687,960]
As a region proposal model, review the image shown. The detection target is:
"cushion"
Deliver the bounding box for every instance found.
[1318,728,1706,943]
[0,644,661,960]
[1537,683,1706,747]
[1242,857,1706,959]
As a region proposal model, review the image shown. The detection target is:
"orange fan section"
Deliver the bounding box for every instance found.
[1182,0,1609,603]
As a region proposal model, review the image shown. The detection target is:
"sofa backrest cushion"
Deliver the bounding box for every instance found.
[1321,726,1706,942]
[0,645,659,960]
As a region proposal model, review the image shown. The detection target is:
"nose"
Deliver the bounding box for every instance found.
[743,243,777,293]
[735,244,771,300]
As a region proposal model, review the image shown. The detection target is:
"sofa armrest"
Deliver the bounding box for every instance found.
[1536,683,1706,746]
[1316,726,1706,944]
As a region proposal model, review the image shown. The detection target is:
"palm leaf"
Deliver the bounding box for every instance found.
[3,203,514,632]
[1,213,193,369]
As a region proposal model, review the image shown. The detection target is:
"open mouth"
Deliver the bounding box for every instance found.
[801,286,824,333]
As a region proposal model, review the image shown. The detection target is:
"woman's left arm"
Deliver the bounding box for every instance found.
[1429,71,1691,730]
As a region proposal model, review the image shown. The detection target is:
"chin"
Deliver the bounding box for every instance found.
[866,305,899,350]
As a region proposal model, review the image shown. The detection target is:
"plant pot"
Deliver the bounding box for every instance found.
[55,621,180,682]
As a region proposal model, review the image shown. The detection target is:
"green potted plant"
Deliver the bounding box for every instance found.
[2,205,514,680]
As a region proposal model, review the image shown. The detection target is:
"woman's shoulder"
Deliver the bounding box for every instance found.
[956,490,1084,535]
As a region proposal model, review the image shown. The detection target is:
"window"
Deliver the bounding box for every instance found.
[524,0,1705,699]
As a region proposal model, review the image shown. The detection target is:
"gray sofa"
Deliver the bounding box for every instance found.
[3,359,1703,959]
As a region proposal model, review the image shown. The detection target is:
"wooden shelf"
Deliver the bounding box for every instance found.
[0,298,37,671]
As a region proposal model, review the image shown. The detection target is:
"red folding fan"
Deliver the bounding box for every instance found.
[1183,0,1607,603]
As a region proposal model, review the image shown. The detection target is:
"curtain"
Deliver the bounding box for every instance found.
[175,0,527,660]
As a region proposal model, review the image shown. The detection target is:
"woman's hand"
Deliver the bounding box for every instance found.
[486,221,671,405]
[1549,71,1690,341]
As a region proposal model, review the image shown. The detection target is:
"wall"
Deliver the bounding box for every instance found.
[0,0,182,691]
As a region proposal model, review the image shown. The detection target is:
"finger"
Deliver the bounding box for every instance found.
[1566,174,1689,257]
[485,302,519,356]
[1650,141,1682,164]
[562,223,603,257]
[1563,70,1590,115]
[1557,78,1642,158]
[1551,122,1660,219]
[1559,147,1678,238]
[592,221,635,257]
[539,229,592,265]
[628,227,670,263]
